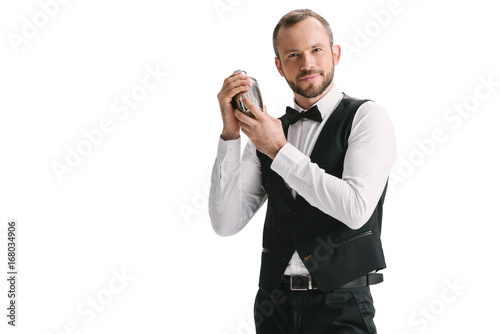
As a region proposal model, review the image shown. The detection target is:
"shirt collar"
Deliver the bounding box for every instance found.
[292,83,343,119]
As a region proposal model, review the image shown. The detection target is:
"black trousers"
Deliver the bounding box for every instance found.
[254,285,377,334]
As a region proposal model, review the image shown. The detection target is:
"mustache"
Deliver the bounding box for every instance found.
[297,70,323,80]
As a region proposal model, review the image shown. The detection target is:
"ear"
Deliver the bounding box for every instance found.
[332,45,341,66]
[275,57,284,77]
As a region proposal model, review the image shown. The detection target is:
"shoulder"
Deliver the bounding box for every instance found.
[348,99,395,145]
[338,93,393,129]
[353,100,393,127]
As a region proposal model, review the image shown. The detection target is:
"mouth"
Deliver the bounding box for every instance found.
[299,73,321,83]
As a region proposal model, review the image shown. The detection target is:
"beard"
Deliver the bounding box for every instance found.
[284,63,334,99]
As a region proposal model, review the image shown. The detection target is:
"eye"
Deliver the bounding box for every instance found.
[288,53,298,58]
[313,48,321,52]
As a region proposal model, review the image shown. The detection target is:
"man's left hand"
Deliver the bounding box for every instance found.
[234,97,287,159]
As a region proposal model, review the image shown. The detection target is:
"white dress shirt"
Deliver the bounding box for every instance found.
[209,84,396,275]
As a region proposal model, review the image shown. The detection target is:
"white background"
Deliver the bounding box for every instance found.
[1,0,499,333]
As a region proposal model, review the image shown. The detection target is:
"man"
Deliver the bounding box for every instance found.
[209,8,396,333]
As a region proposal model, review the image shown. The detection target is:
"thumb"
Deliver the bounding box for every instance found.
[242,97,264,120]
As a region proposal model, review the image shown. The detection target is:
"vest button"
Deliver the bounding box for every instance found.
[291,211,298,218]
[292,234,298,240]
[282,258,288,264]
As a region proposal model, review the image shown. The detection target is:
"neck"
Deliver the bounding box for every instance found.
[293,80,335,110]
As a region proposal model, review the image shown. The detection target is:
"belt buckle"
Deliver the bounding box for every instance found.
[290,275,312,291]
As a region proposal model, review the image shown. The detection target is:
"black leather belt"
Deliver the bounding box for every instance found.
[281,273,383,291]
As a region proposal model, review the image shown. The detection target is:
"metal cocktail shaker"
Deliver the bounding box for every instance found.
[231,70,263,117]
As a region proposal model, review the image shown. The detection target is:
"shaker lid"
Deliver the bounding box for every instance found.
[233,69,247,75]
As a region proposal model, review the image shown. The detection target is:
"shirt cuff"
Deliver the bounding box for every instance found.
[271,143,310,176]
[217,136,241,164]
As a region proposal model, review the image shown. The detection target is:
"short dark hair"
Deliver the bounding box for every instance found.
[272,9,334,59]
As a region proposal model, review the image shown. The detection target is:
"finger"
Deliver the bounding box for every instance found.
[239,122,251,135]
[221,77,251,100]
[237,115,252,133]
[242,97,263,120]
[233,108,256,126]
[224,74,251,90]
[240,127,250,140]
[228,72,247,79]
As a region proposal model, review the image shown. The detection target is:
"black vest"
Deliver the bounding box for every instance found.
[256,94,387,294]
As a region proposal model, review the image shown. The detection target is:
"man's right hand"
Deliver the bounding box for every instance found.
[217,72,251,141]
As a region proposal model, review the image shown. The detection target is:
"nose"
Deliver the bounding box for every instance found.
[300,52,314,72]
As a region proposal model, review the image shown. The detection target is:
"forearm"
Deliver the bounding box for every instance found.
[271,104,397,230]
[208,137,266,236]
[271,144,389,229]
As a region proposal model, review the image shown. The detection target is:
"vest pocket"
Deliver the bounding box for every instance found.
[262,248,271,254]
[336,231,372,247]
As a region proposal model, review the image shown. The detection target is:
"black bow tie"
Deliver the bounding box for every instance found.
[283,105,323,125]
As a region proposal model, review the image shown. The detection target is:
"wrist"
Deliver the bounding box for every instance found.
[268,140,287,160]
[220,129,240,141]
